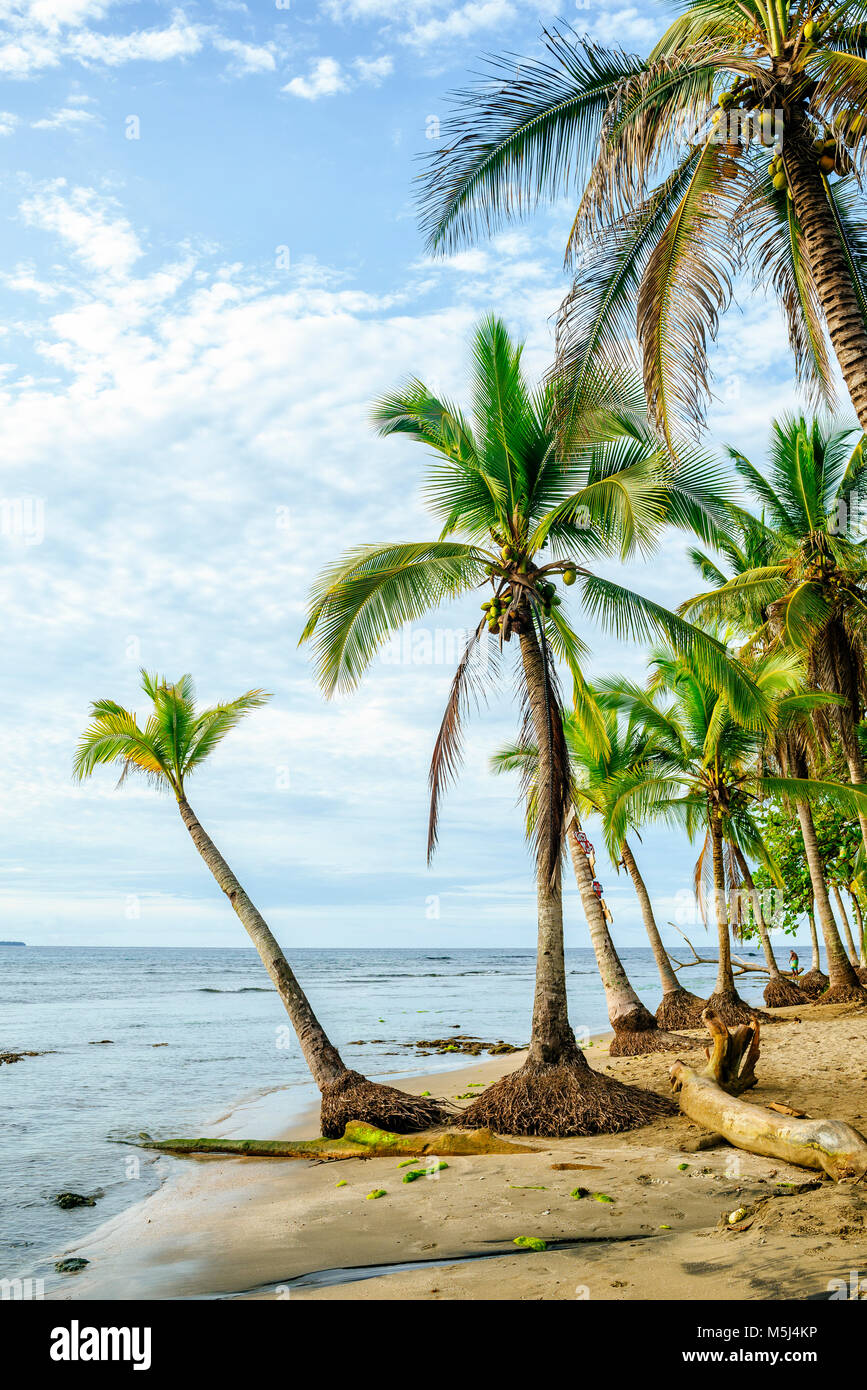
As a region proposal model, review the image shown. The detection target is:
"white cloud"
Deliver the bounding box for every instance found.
[212,35,276,74]
[19,182,143,278]
[283,55,349,100]
[32,102,97,129]
[0,108,18,134]
[352,53,393,85]
[402,0,517,48]
[283,51,395,100]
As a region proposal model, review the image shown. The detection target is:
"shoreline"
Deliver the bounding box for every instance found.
[48,1004,867,1302]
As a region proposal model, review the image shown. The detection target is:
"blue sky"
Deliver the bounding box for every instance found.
[0,0,818,953]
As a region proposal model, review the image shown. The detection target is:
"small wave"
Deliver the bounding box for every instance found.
[197,986,273,994]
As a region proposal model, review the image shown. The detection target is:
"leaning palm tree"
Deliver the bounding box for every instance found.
[726,841,807,1007]
[73,669,451,1137]
[494,708,707,1039]
[302,315,749,1135]
[599,643,866,1020]
[419,13,867,435]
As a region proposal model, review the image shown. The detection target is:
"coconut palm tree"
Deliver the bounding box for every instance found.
[684,416,867,998]
[598,643,867,1020]
[688,419,867,827]
[493,707,707,1038]
[419,12,867,435]
[73,669,451,1137]
[301,315,751,1136]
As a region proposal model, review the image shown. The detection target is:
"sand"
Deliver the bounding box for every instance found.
[50,1004,867,1302]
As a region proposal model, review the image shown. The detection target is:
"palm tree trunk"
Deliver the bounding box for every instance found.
[732,846,805,1007]
[446,620,676,1134]
[517,627,583,1068]
[850,890,866,967]
[797,901,830,999]
[831,882,860,968]
[807,906,821,972]
[794,798,864,1001]
[177,795,346,1090]
[567,826,648,1027]
[620,838,680,993]
[731,847,781,977]
[710,814,734,994]
[176,795,452,1136]
[787,145,867,427]
[705,815,763,1023]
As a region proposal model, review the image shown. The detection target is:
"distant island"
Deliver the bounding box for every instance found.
[0,941,25,946]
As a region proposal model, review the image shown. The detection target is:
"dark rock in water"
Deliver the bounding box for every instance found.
[88,1039,114,1045]
[55,1258,89,1274]
[52,1192,101,1210]
[413,1036,523,1056]
[0,1049,53,1065]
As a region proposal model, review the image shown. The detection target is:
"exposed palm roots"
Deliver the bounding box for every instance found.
[604,1004,693,1055]
[763,976,807,1009]
[453,1055,676,1137]
[319,1070,453,1139]
[816,981,867,1007]
[655,988,708,1032]
[795,969,829,999]
[703,990,771,1027]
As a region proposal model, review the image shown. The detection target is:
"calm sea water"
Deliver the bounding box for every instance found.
[0,945,768,1283]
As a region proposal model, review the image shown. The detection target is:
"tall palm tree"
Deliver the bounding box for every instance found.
[419,12,867,435]
[599,644,866,1020]
[493,708,707,1038]
[302,316,748,1135]
[73,669,451,1137]
[684,416,867,998]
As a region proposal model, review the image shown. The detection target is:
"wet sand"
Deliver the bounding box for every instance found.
[51,1005,867,1302]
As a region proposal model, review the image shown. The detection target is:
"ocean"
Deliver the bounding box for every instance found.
[0,944,769,1285]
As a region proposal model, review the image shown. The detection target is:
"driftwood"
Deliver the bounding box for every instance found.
[666,926,800,981]
[133,1121,537,1160]
[669,1009,867,1183]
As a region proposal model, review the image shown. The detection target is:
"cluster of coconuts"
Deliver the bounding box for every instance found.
[768,151,794,198]
[481,590,516,634]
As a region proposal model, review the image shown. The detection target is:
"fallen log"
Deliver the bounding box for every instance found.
[132,1121,537,1160]
[669,1009,867,1183]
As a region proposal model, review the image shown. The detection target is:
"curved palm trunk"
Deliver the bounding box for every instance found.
[178,796,345,1089]
[794,799,865,1002]
[831,883,860,968]
[853,893,867,967]
[787,145,867,427]
[566,828,688,1053]
[456,621,674,1134]
[620,837,707,1029]
[620,839,679,993]
[732,846,805,1007]
[797,906,829,997]
[797,903,829,999]
[176,796,450,1135]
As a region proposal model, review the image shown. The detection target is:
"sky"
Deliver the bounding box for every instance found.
[0,0,824,953]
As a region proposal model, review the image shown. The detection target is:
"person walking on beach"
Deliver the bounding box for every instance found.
[789,949,802,977]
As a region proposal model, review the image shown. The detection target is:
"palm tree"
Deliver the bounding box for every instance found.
[493,708,707,1039]
[419,13,867,435]
[301,315,748,1135]
[684,416,867,999]
[688,419,867,830]
[727,842,807,1007]
[598,644,865,1021]
[73,669,451,1138]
